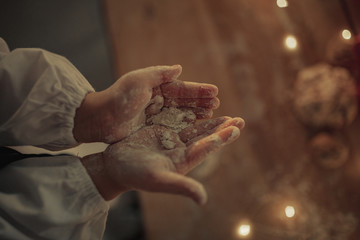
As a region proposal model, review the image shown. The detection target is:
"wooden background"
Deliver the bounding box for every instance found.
[102,0,360,239]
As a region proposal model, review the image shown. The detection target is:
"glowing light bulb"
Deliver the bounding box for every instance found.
[237,224,251,237]
[341,29,352,40]
[284,35,298,50]
[285,205,295,218]
[277,0,288,8]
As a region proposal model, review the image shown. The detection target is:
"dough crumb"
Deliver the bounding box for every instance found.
[160,131,176,150]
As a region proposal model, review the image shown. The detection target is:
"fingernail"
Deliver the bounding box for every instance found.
[220,127,240,145]
[232,118,245,129]
[228,127,240,142]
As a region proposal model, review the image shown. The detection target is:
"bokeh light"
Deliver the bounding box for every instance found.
[284,35,298,50]
[285,205,296,218]
[276,0,288,8]
[237,224,251,238]
[341,29,352,40]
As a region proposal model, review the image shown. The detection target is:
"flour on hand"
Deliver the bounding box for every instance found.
[147,107,196,149]
[160,131,177,150]
[147,107,196,133]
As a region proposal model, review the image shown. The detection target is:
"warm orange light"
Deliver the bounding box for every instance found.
[285,205,295,218]
[277,0,288,8]
[341,29,352,40]
[237,224,251,237]
[284,35,298,50]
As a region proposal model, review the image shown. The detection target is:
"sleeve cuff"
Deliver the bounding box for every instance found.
[0,49,95,150]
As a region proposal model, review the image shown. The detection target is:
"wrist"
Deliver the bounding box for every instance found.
[80,152,125,201]
[73,91,108,143]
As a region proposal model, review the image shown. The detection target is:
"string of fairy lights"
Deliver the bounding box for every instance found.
[234,0,358,239]
[279,0,355,52]
[235,205,296,238]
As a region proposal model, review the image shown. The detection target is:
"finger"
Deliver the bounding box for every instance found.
[161,80,218,98]
[145,86,164,115]
[214,117,245,131]
[179,117,245,143]
[148,171,207,205]
[185,126,240,169]
[146,94,164,115]
[191,108,213,119]
[164,97,220,109]
[179,116,230,143]
[127,65,182,88]
[184,117,244,146]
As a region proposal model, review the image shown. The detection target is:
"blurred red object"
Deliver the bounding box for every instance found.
[355,35,360,64]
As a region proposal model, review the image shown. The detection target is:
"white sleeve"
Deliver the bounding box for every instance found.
[0,154,109,240]
[0,38,95,150]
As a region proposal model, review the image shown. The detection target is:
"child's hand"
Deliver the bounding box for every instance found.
[73,65,219,144]
[81,116,245,204]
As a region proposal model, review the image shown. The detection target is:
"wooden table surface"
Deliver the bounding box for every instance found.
[103,0,360,239]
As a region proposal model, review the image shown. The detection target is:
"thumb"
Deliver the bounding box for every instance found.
[147,171,207,205]
[137,65,182,87]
